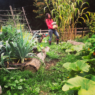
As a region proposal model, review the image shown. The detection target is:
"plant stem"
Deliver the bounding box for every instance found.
[21,58,24,63]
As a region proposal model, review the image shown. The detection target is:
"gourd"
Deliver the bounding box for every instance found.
[52,22,58,29]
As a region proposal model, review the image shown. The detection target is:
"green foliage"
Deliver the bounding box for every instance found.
[8,31,36,63]
[63,60,90,73]
[61,42,72,51]
[80,37,95,60]
[75,35,89,43]
[0,41,71,95]
[62,76,95,95]
[37,44,44,52]
[0,26,38,65]
[44,0,90,33]
[33,0,46,18]
[62,34,95,95]
[1,25,16,41]
[4,76,25,90]
[0,53,9,67]
[65,44,84,54]
[3,73,29,95]
[46,51,60,59]
[86,13,95,33]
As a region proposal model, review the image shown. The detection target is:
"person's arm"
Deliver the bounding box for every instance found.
[45,19,53,29]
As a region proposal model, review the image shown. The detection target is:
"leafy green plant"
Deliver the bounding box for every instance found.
[61,42,72,51]
[0,53,9,67]
[37,44,44,52]
[62,76,95,95]
[65,44,84,54]
[63,60,90,72]
[44,0,90,34]
[46,51,60,59]
[75,35,89,43]
[1,25,16,41]
[86,13,95,34]
[63,60,90,78]
[0,41,4,57]
[81,38,95,59]
[0,40,77,95]
[3,75,27,95]
[8,31,36,63]
[4,77,25,90]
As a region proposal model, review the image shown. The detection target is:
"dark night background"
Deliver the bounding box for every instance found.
[0,0,47,30]
[0,0,95,29]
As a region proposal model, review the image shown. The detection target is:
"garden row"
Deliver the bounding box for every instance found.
[60,34,95,95]
[0,25,45,68]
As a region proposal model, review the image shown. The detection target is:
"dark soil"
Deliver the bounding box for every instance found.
[45,59,59,70]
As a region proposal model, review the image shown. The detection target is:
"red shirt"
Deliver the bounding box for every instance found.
[45,19,53,29]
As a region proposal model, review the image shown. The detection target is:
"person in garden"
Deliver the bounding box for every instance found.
[45,13,59,45]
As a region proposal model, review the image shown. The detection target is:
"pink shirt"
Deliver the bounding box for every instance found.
[45,19,53,29]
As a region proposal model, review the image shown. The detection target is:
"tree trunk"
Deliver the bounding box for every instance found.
[22,47,50,72]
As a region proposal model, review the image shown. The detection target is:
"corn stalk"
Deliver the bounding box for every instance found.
[44,0,90,33]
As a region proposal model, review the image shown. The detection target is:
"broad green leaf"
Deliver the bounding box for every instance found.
[14,93,18,95]
[4,85,8,88]
[63,60,90,72]
[35,87,40,93]
[62,76,95,95]
[91,76,95,82]
[15,80,19,83]
[18,86,22,90]
[65,44,84,53]
[19,79,23,82]
[78,89,91,95]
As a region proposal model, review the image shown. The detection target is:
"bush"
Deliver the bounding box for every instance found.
[1,25,16,41]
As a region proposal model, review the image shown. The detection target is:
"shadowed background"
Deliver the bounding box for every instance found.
[0,0,94,29]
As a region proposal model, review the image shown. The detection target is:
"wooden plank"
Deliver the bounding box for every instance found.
[32,30,48,31]
[0,67,19,70]
[0,19,26,21]
[32,28,89,32]
[9,6,16,27]
[0,10,22,12]
[0,21,6,22]
[77,31,89,33]
[32,30,89,34]
[22,7,32,33]
[0,14,24,16]
[60,31,89,34]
